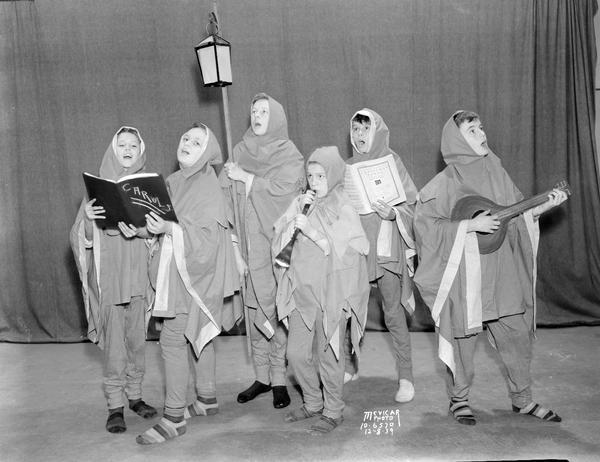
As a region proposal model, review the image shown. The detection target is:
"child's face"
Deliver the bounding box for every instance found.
[459,118,488,156]
[307,162,328,198]
[251,99,269,136]
[351,120,371,153]
[177,127,207,168]
[115,132,141,168]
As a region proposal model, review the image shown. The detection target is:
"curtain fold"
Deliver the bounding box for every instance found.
[533,0,600,325]
[1,1,88,342]
[0,0,598,342]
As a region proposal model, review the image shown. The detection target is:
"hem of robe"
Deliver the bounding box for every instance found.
[424,214,538,377]
[71,210,101,345]
[370,210,416,315]
[71,206,153,349]
[522,211,539,331]
[152,225,221,356]
[272,194,369,355]
[428,220,481,377]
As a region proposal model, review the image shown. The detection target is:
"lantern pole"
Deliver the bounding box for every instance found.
[210,2,250,349]
[221,85,233,162]
[212,1,233,162]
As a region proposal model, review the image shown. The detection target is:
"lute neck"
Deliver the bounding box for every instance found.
[496,191,551,221]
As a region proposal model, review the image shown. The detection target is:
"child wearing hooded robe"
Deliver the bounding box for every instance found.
[273,146,370,434]
[221,93,305,409]
[344,109,419,403]
[136,124,241,445]
[413,110,567,426]
[70,126,157,434]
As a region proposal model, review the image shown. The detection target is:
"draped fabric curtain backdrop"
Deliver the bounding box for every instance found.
[0,0,598,342]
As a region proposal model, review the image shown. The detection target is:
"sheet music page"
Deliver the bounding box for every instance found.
[344,166,371,214]
[354,154,406,207]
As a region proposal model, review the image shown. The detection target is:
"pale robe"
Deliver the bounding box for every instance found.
[151,126,241,357]
[273,146,370,359]
[348,108,418,312]
[220,93,305,337]
[70,126,152,348]
[413,115,539,376]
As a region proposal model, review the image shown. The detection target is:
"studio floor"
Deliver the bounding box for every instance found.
[1,326,599,462]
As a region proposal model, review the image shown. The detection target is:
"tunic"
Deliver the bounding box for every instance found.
[220,93,305,337]
[273,146,370,359]
[151,125,241,356]
[70,126,151,348]
[348,108,418,312]
[413,114,539,375]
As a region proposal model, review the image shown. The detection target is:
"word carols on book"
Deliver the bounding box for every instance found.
[83,172,177,228]
[344,154,406,215]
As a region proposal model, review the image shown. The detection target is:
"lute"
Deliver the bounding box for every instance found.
[450,180,570,255]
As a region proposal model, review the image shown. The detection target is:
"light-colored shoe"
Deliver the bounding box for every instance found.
[394,379,415,403]
[343,372,359,384]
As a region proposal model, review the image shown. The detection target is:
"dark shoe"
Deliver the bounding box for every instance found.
[129,399,157,419]
[237,380,271,403]
[106,407,126,433]
[272,385,291,409]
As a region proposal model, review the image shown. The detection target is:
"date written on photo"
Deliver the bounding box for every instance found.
[360,409,401,435]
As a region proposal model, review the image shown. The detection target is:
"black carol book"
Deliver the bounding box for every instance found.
[82,172,177,229]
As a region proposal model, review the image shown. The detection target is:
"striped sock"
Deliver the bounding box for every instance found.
[449,399,476,426]
[136,415,186,445]
[184,396,219,419]
[512,402,562,422]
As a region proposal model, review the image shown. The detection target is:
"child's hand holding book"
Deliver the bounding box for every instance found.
[84,198,106,221]
[145,211,174,236]
[371,199,396,221]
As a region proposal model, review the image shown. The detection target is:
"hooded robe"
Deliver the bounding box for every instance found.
[70,126,152,348]
[220,93,305,338]
[348,109,418,312]
[413,114,539,376]
[273,147,370,360]
[151,125,241,357]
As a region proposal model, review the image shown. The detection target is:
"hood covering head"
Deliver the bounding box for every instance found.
[227,93,305,238]
[420,111,520,206]
[235,92,304,179]
[350,109,388,160]
[349,108,418,204]
[167,124,228,228]
[180,124,223,178]
[240,93,289,158]
[440,110,497,166]
[307,146,346,194]
[438,111,505,200]
[99,126,146,180]
[307,146,347,223]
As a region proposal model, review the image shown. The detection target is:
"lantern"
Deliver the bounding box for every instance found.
[194,15,232,87]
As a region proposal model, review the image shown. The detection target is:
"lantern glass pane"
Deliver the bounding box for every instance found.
[198,46,218,85]
[216,45,232,83]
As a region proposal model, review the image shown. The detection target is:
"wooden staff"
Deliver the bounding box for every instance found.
[211,2,251,352]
